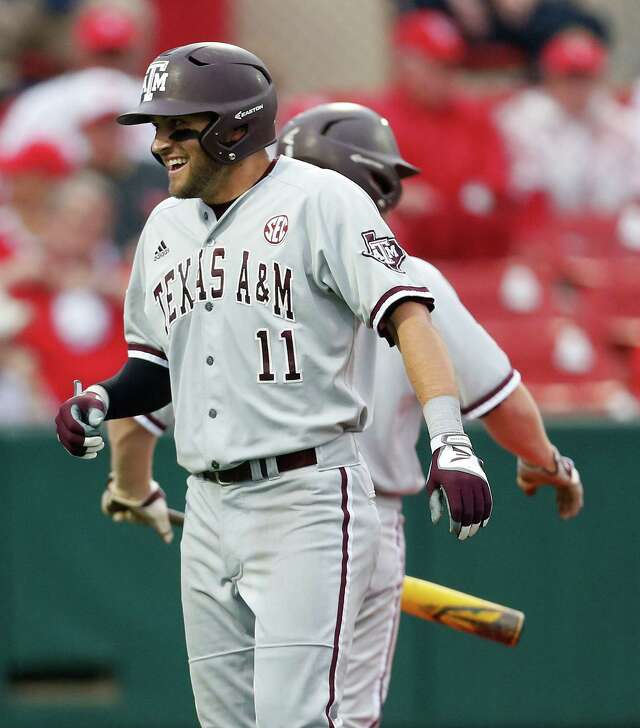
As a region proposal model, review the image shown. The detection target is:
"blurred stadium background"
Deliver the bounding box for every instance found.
[1,1,640,727]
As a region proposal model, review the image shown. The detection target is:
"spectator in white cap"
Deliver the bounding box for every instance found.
[0,1,155,168]
[496,29,640,215]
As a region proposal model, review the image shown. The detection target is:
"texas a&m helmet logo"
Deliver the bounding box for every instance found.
[141,60,169,102]
[264,215,289,244]
[361,230,406,273]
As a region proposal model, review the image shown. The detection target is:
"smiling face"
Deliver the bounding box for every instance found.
[150,113,232,201]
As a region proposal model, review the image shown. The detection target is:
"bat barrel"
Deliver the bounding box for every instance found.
[401,576,525,647]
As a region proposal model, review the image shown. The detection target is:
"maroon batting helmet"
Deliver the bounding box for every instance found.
[277,102,419,212]
[118,42,277,164]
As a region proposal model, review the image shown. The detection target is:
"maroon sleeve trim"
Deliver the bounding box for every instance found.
[128,343,167,360]
[369,285,434,329]
[461,369,516,416]
[143,413,168,432]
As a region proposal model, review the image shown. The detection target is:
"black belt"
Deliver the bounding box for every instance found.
[199,447,317,485]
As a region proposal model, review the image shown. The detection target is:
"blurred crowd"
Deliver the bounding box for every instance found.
[1,0,640,424]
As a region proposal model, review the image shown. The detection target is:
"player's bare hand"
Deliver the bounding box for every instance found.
[517,447,583,520]
[55,390,107,459]
[101,478,174,544]
[426,433,492,540]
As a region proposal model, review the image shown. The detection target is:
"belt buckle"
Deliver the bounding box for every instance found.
[213,469,234,486]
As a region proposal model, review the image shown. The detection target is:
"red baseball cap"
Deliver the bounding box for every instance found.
[74,5,139,53]
[0,142,75,178]
[393,10,466,65]
[540,31,607,77]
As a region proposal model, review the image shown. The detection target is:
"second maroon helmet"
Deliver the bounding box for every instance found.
[277,102,419,212]
[118,42,277,164]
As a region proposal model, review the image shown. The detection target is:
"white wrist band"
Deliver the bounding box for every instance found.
[423,395,464,441]
[85,384,110,412]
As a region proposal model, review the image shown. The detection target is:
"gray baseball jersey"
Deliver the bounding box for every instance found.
[125,155,433,473]
[137,256,518,487]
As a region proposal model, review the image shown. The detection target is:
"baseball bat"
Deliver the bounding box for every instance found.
[168,508,185,526]
[401,575,524,647]
[166,509,523,646]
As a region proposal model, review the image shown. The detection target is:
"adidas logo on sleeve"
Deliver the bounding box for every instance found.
[154,240,169,261]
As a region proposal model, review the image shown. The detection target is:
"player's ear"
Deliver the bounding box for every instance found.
[223,126,248,146]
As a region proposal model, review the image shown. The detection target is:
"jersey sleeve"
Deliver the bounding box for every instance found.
[124,227,169,369]
[407,258,520,419]
[135,403,175,437]
[309,171,434,342]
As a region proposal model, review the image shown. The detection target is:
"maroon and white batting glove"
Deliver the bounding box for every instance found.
[426,433,492,541]
[517,446,583,520]
[101,478,173,544]
[55,387,107,459]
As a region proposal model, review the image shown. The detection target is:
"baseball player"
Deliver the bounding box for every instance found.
[101,102,584,727]
[54,44,493,728]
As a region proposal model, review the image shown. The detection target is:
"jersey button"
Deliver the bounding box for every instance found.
[205,302,213,312]
[208,408,217,419]
[206,356,214,365]
[211,460,219,470]
[203,212,209,221]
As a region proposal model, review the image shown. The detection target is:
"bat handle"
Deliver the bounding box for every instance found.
[73,379,83,397]
[168,508,185,526]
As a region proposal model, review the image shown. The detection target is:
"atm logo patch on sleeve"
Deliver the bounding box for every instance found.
[361,230,406,273]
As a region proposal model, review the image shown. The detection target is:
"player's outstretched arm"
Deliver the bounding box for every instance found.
[481,383,583,519]
[101,417,173,544]
[388,301,492,540]
[55,358,171,459]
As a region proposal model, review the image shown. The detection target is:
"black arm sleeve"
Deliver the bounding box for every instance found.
[98,358,172,420]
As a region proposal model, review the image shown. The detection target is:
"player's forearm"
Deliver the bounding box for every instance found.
[93,358,172,419]
[107,417,158,500]
[481,383,555,470]
[389,301,458,406]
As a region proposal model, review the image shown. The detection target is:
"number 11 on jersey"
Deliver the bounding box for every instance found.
[256,328,302,383]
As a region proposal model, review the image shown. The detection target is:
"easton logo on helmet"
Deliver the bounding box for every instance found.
[264,215,289,244]
[361,230,406,273]
[235,104,264,120]
[142,60,169,102]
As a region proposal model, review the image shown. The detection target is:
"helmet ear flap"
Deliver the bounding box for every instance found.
[370,170,394,196]
[367,167,402,212]
[199,114,237,163]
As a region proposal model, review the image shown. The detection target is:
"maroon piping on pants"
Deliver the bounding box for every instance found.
[371,511,404,727]
[325,467,351,727]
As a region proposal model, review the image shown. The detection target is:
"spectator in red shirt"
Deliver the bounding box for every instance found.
[360,10,513,261]
[7,171,127,408]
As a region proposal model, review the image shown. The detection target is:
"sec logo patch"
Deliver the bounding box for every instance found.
[264,215,289,244]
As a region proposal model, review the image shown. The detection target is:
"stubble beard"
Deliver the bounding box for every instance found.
[170,153,229,201]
